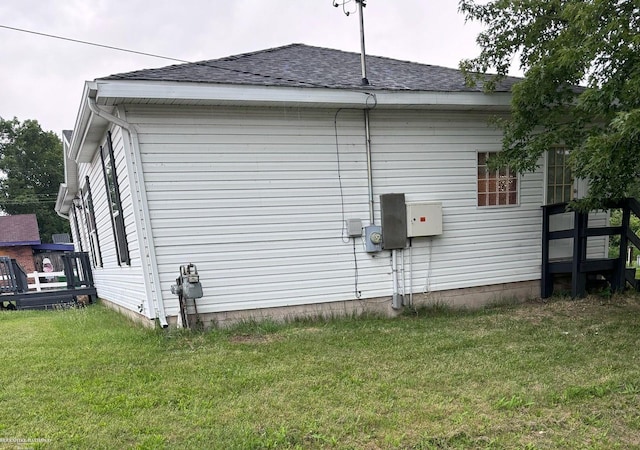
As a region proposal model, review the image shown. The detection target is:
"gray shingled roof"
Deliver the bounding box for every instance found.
[100,44,519,92]
[0,214,40,246]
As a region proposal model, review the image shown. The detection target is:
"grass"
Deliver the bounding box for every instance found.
[2,295,640,449]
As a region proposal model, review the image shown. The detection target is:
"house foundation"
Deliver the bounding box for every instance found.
[124,280,539,329]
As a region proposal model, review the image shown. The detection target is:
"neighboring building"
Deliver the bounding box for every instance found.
[0,214,41,273]
[55,44,607,328]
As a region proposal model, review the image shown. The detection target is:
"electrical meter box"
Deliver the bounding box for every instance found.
[406,202,443,237]
[364,225,383,252]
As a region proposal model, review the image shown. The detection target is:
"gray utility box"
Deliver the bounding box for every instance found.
[380,193,407,249]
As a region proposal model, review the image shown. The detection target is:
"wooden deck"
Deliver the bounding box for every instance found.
[0,252,96,310]
[541,198,640,298]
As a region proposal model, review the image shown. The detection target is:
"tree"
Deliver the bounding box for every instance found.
[0,117,69,242]
[608,208,640,261]
[459,0,640,210]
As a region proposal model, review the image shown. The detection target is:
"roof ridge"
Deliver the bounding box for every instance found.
[196,45,330,88]
[215,43,304,62]
[213,43,489,77]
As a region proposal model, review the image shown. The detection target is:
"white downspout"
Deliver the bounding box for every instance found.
[86,97,169,328]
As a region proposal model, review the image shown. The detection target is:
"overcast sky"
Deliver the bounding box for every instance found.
[0,0,497,136]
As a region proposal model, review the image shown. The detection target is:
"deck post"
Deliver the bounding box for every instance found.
[62,254,76,290]
[541,205,552,298]
[571,210,588,297]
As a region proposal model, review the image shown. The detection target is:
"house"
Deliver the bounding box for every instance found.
[54,44,607,328]
[0,214,41,273]
[0,214,75,275]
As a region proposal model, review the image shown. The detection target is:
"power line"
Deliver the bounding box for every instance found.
[0,24,190,64]
[0,23,378,92]
[0,24,332,89]
[2,200,57,205]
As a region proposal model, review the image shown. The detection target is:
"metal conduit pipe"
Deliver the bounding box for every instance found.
[86,97,169,328]
[409,240,413,307]
[391,249,402,309]
[364,109,375,225]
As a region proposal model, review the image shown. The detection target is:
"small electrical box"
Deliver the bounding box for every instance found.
[364,225,383,252]
[406,202,443,237]
[347,219,363,237]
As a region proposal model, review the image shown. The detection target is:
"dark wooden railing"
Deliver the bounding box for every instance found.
[61,252,94,289]
[1,252,96,310]
[0,257,28,294]
[541,198,640,298]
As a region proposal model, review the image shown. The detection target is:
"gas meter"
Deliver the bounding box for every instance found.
[170,264,203,328]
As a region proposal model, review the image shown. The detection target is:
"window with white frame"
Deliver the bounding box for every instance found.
[100,131,130,266]
[82,177,102,268]
[547,147,574,204]
[71,202,84,253]
[477,151,518,207]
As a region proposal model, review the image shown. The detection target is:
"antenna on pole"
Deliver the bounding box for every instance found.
[333,0,369,86]
[357,0,368,86]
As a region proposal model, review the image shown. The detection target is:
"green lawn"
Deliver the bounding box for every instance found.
[2,295,640,449]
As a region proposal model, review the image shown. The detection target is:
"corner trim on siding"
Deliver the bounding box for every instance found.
[86,97,168,328]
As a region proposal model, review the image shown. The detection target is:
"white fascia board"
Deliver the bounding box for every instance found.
[62,155,79,198]
[68,82,97,163]
[94,80,513,110]
[55,183,71,215]
[71,81,116,164]
[95,81,370,108]
[58,81,94,216]
[373,91,512,109]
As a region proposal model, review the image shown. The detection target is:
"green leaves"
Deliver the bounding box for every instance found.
[460,0,640,210]
[0,117,69,241]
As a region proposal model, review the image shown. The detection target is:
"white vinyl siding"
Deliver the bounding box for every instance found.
[369,111,542,291]
[123,105,548,316]
[128,106,375,315]
[74,126,149,315]
[587,213,609,258]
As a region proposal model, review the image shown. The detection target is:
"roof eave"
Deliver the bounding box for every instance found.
[0,240,41,247]
[70,82,113,164]
[55,183,72,216]
[68,80,512,173]
[93,80,513,111]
